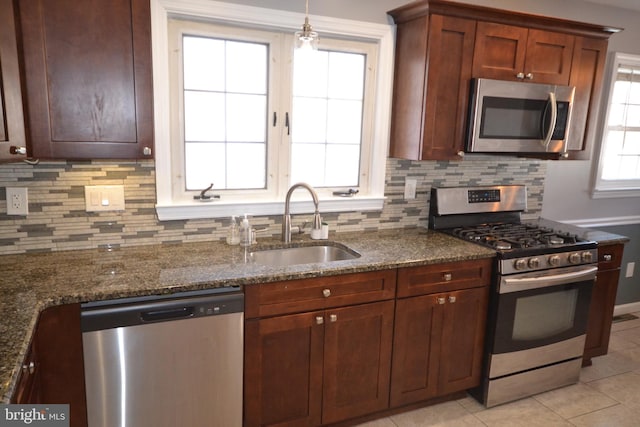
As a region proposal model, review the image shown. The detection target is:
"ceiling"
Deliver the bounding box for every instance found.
[583,0,640,12]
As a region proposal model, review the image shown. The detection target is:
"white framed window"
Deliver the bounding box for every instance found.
[151,0,394,220]
[593,52,640,199]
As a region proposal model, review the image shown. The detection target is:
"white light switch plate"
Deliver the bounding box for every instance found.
[84,185,125,212]
[404,179,417,200]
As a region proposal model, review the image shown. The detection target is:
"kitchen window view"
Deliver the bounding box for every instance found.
[168,18,374,204]
[594,52,640,197]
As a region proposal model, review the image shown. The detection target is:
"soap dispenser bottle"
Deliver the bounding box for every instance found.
[240,214,252,247]
[226,216,240,245]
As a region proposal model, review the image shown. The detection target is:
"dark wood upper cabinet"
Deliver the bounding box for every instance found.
[387,0,620,161]
[18,0,154,159]
[0,0,27,161]
[473,22,575,85]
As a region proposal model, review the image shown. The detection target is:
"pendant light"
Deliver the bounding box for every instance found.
[295,0,318,51]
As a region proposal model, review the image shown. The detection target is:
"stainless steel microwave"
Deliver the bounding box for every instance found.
[466,78,575,155]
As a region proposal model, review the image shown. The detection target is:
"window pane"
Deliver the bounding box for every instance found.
[328,52,365,100]
[326,145,360,186]
[184,91,225,141]
[227,143,266,189]
[226,41,267,94]
[293,50,328,98]
[327,99,363,144]
[612,80,630,104]
[623,132,640,154]
[183,36,224,91]
[227,94,267,142]
[291,144,325,186]
[292,98,327,143]
[185,143,226,190]
[182,35,268,190]
[629,81,640,104]
[291,49,365,188]
[625,105,640,127]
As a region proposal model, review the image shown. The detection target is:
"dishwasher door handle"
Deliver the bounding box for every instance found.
[140,306,195,322]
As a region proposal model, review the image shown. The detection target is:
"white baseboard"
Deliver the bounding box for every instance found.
[614,302,640,317]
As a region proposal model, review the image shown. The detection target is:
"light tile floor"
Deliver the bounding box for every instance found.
[357,312,640,427]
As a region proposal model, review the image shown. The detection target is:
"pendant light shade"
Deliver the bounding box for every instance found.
[295,0,318,50]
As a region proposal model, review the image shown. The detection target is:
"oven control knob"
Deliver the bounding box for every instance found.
[582,251,594,263]
[548,255,561,267]
[569,253,582,264]
[514,259,527,270]
[528,257,540,269]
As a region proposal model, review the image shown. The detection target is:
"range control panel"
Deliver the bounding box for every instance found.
[468,189,501,203]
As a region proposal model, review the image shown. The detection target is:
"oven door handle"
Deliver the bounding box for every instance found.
[500,265,597,293]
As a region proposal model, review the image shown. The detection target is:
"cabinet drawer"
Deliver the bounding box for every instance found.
[598,244,624,271]
[397,259,492,298]
[245,269,397,318]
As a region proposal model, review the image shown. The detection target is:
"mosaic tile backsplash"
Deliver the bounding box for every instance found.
[0,158,546,255]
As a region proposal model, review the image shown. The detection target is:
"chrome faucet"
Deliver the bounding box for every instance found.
[282,183,322,243]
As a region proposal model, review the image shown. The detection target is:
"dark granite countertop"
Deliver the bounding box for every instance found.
[528,218,631,245]
[1,228,496,403]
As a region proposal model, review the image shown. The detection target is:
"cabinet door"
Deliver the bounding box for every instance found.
[421,15,476,160]
[244,312,324,427]
[584,244,624,363]
[390,294,442,407]
[10,341,41,404]
[389,14,475,160]
[0,0,27,161]
[322,300,394,424]
[524,29,574,85]
[473,22,528,81]
[35,304,88,427]
[19,0,153,159]
[566,37,608,158]
[438,287,488,395]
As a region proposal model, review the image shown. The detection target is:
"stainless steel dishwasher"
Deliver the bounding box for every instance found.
[81,287,243,427]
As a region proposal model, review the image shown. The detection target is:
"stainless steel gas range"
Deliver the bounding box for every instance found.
[429,185,597,407]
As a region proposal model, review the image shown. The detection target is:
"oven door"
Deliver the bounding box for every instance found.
[492,265,596,355]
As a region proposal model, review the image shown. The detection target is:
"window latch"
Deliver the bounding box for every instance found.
[193,183,220,201]
[332,189,359,197]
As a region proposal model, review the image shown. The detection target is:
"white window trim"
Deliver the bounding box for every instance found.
[150,0,394,221]
[592,52,640,200]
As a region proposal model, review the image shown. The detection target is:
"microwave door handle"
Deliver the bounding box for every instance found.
[541,92,557,150]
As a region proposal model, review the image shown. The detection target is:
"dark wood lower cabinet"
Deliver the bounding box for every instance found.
[244,300,394,427]
[390,286,488,407]
[583,244,625,365]
[11,304,88,427]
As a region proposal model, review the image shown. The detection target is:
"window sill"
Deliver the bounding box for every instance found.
[591,188,640,199]
[155,195,386,221]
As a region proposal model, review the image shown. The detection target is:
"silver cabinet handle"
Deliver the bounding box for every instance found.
[316,316,324,325]
[604,254,612,262]
[22,361,35,374]
[448,296,457,304]
[10,146,27,155]
[329,314,338,322]
[322,289,331,298]
[443,273,452,281]
[437,297,446,305]
[516,72,525,79]
[525,73,534,80]
[143,146,152,156]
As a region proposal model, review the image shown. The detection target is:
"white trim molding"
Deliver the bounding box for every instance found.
[563,216,640,228]
[614,302,640,317]
[150,0,395,221]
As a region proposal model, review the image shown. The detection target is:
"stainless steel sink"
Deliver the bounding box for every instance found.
[248,244,360,266]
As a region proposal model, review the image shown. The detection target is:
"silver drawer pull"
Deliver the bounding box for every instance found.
[443,273,452,281]
[437,297,446,305]
[329,314,338,322]
[316,316,324,325]
[22,361,35,374]
[322,289,331,298]
[604,254,612,261]
[448,296,457,304]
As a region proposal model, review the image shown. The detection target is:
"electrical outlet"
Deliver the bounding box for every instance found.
[626,262,635,278]
[6,187,29,215]
[404,179,417,200]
